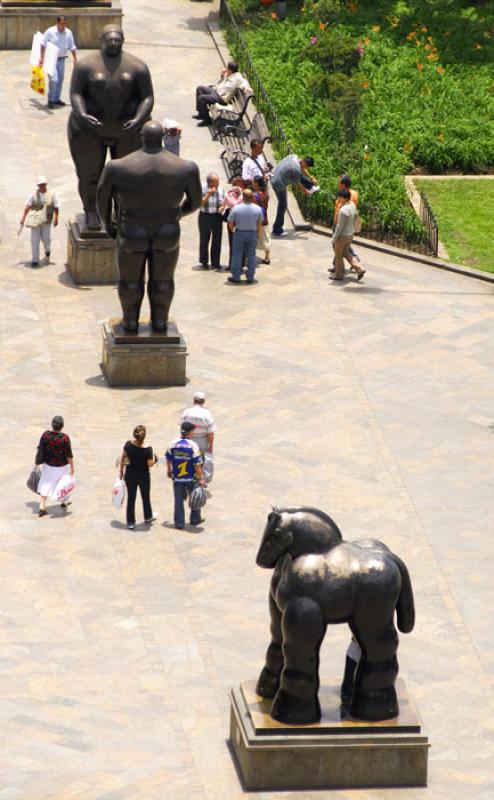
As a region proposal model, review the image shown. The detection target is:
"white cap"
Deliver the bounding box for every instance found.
[194,391,206,402]
[163,118,179,130]
[36,175,47,185]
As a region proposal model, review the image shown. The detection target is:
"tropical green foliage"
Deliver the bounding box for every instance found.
[223,0,494,233]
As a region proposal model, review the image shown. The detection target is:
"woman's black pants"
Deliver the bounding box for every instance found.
[125,471,152,525]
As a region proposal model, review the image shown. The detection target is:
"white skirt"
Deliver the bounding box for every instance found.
[38,464,70,499]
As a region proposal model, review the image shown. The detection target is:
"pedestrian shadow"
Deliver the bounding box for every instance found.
[161,521,203,534]
[17,260,48,270]
[28,98,53,114]
[343,285,384,294]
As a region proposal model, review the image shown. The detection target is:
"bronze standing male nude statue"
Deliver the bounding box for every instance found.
[68,24,154,229]
[96,121,202,333]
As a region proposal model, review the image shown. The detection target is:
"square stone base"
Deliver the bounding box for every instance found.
[0,2,122,49]
[229,680,429,790]
[67,216,117,285]
[101,317,187,386]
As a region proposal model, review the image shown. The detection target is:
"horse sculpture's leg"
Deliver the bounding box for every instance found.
[351,616,399,721]
[256,593,283,699]
[270,597,325,725]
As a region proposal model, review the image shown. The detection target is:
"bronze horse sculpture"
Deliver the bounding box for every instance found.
[256,506,415,724]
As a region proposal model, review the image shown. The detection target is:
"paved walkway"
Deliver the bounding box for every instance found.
[0,1,493,798]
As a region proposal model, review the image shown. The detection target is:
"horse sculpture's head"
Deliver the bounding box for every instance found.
[256,506,343,568]
[256,509,294,568]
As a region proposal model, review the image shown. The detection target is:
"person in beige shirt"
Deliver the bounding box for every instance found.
[194,61,251,126]
[330,189,365,282]
[330,174,362,275]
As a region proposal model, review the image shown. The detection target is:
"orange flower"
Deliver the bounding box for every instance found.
[436,66,445,74]
[363,37,371,45]
[475,43,482,50]
[361,80,369,89]
[424,43,431,50]
[427,53,438,61]
[372,24,380,33]
[363,152,370,161]
[427,35,433,42]
[271,11,277,19]
[319,22,327,30]
[416,63,424,71]
[406,31,417,40]
[421,26,428,32]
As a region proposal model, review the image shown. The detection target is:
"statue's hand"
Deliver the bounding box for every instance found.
[81,113,102,127]
[107,223,118,240]
[122,118,139,132]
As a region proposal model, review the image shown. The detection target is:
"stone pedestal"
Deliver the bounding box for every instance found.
[67,215,117,285]
[0,1,122,50]
[101,318,187,387]
[229,680,429,791]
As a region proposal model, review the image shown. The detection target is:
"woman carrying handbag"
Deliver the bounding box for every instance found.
[36,415,74,517]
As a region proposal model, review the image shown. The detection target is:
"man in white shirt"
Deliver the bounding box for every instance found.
[193,61,251,126]
[39,15,77,109]
[242,139,270,187]
[181,391,216,455]
[19,176,59,267]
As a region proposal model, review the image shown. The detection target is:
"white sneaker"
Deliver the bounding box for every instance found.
[308,185,320,195]
[128,523,135,530]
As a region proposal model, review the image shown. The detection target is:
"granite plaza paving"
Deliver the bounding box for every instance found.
[0,0,493,797]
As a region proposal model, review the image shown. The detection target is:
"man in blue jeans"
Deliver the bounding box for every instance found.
[270,154,318,236]
[227,189,263,284]
[166,421,205,529]
[39,15,77,109]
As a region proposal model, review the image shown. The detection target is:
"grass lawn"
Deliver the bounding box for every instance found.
[414,180,494,273]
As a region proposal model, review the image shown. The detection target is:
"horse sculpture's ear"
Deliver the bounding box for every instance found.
[268,510,281,526]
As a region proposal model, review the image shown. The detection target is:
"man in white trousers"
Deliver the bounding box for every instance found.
[19,176,59,267]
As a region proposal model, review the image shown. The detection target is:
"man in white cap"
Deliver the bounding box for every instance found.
[181,391,216,457]
[162,118,182,156]
[19,176,59,267]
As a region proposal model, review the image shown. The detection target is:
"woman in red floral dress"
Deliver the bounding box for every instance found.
[36,415,74,517]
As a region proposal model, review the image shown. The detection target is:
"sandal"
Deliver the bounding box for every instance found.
[38,509,47,517]
[262,257,271,265]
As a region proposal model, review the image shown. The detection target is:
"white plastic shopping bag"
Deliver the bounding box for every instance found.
[112,477,126,509]
[54,473,76,502]
[203,451,214,484]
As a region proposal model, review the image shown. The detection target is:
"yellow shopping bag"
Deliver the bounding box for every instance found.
[31,65,45,96]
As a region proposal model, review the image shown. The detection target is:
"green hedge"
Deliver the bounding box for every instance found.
[223,0,494,230]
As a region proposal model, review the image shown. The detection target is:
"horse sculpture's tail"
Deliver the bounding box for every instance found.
[392,554,415,633]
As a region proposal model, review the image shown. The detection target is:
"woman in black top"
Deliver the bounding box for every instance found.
[119,425,157,529]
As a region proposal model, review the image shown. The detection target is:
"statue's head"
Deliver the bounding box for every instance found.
[140,120,164,149]
[101,24,124,57]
